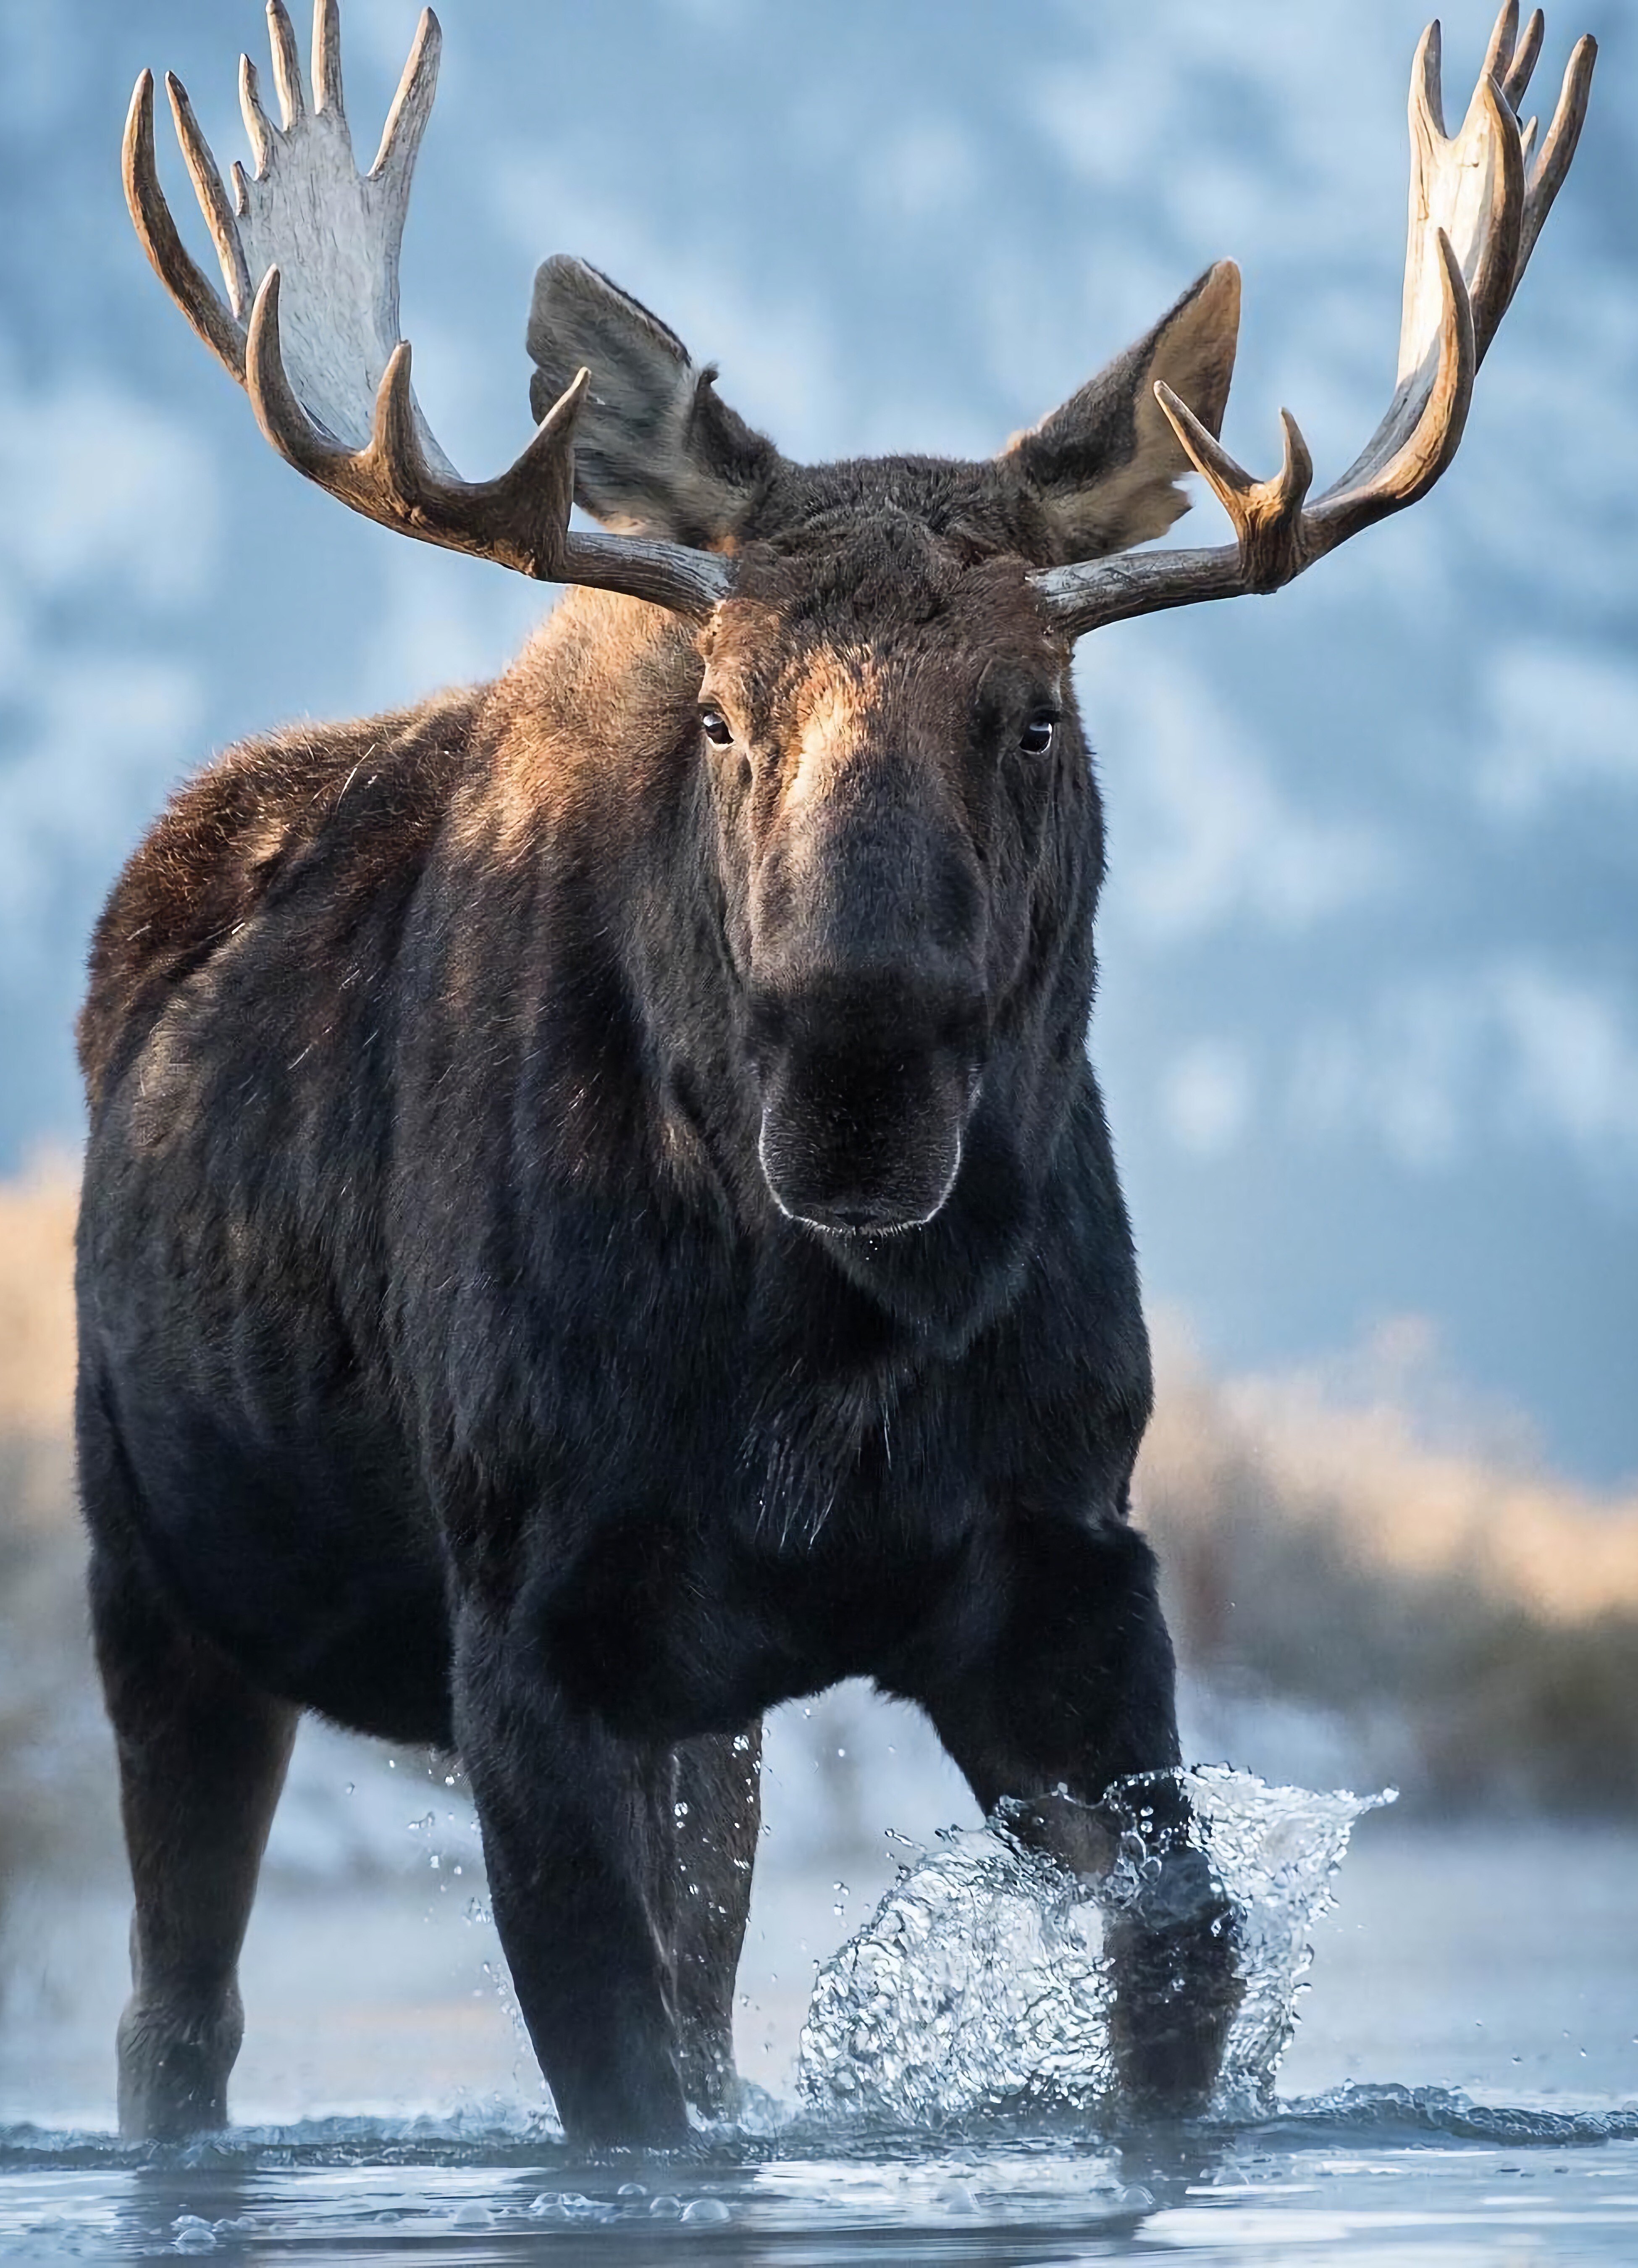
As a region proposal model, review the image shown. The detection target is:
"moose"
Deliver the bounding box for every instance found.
[79,0,1591,2144]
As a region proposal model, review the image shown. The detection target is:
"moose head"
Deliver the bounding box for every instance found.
[124,0,1593,1242]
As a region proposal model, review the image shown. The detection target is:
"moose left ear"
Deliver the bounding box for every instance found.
[1001,261,1242,562]
[527,255,780,549]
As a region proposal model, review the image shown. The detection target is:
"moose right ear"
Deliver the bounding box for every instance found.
[1002,262,1242,563]
[528,256,780,550]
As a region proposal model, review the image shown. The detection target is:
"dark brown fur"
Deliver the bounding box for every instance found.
[78,269,1244,2143]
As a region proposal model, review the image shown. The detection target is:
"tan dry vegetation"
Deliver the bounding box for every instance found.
[1139,1318,1638,1814]
[0,1155,78,1546]
[0,1161,112,1930]
[1142,1316,1638,1626]
[0,1155,77,1439]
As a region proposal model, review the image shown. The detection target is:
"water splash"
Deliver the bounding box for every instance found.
[797,1766,1391,2126]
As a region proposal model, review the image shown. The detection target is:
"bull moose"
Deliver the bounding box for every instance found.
[78,0,1592,2143]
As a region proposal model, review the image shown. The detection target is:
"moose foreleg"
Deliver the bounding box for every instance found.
[916,1516,1239,2118]
[672,1723,761,2118]
[453,1628,692,2146]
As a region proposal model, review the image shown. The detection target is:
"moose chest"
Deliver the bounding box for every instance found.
[451,1241,1003,1739]
[516,1431,992,1744]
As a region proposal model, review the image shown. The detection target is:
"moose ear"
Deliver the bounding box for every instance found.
[1002,262,1242,562]
[527,255,780,549]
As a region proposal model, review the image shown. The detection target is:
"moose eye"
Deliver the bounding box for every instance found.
[700,707,735,748]
[1019,711,1057,757]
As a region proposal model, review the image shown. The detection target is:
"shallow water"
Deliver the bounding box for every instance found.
[5,2095,1638,2263]
[4,1771,1636,2263]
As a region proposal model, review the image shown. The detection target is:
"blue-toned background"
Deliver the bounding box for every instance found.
[2,1,1637,2150]
[1,0,1633,1480]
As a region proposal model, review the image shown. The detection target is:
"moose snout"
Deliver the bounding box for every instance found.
[744,789,990,1234]
[750,986,986,1236]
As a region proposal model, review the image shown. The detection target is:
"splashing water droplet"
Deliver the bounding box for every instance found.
[797,1766,1390,2126]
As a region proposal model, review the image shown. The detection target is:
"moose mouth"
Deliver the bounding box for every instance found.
[755,1043,978,1237]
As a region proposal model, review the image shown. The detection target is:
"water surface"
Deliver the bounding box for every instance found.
[4,1772,1635,2263]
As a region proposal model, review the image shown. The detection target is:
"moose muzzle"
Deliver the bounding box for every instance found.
[744,732,992,1234]
[750,979,987,1236]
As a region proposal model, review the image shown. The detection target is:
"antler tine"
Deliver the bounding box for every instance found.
[1517,32,1595,280]
[370,8,440,196]
[124,1,733,619]
[380,345,733,614]
[244,268,730,614]
[123,71,247,382]
[267,0,306,132]
[1482,0,1522,90]
[1029,9,1590,641]
[1154,385,1313,593]
[168,75,253,323]
[1029,235,1470,640]
[312,0,345,118]
[1502,9,1546,109]
[239,53,277,178]
[1412,21,1447,148]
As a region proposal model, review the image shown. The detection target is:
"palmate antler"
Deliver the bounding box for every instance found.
[126,3,1591,637]
[1029,1,1596,635]
[122,0,730,617]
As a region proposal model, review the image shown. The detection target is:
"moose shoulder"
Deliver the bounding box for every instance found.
[79,0,1593,2145]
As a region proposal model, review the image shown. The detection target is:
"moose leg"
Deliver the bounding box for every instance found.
[454,1633,692,2145]
[914,1516,1239,2116]
[672,1722,762,2118]
[88,1541,297,2140]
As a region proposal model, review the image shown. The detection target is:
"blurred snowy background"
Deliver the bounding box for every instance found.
[1,0,1635,2124]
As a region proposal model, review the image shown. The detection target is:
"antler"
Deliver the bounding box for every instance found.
[122,0,731,617]
[1032,3,1595,637]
